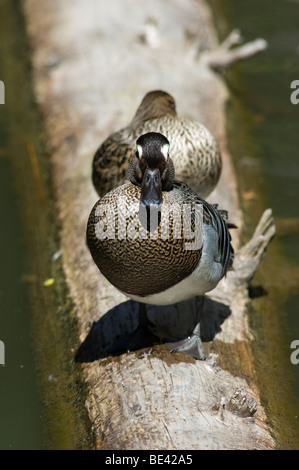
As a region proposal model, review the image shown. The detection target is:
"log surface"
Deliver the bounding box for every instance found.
[24,0,275,449]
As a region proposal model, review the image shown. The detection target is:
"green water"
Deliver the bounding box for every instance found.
[0,1,94,450]
[0,3,45,449]
[0,158,44,449]
[210,0,299,449]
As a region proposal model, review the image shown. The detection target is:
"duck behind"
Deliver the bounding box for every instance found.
[92,90,222,199]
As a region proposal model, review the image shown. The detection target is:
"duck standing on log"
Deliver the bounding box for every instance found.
[92,90,221,199]
[87,132,233,359]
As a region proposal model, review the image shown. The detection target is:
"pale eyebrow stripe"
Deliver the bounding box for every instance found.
[161,143,169,160]
[137,144,143,157]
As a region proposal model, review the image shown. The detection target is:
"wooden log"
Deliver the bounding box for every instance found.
[23,0,276,449]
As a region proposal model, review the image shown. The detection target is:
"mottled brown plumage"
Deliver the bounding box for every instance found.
[87,181,202,297]
[92,90,221,199]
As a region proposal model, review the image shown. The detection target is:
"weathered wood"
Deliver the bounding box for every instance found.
[24,0,276,449]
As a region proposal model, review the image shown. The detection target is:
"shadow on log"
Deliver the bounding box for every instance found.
[75,297,231,362]
[24,0,276,450]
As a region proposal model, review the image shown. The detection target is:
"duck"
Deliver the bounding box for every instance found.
[87,132,233,359]
[92,90,222,199]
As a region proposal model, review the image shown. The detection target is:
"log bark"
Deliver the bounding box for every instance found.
[23,0,276,449]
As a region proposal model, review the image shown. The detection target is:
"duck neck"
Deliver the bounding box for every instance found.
[131,102,177,128]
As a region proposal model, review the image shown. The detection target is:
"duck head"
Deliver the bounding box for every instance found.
[131,90,177,127]
[126,132,175,206]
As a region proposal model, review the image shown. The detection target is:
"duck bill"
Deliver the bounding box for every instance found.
[140,168,162,206]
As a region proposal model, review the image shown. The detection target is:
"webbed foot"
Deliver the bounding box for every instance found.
[165,323,207,360]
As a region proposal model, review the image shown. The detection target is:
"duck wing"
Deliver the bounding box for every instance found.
[172,180,234,275]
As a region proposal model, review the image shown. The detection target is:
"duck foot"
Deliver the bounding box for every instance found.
[107,324,159,356]
[165,323,207,360]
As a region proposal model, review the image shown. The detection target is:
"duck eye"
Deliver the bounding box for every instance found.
[136,144,143,159]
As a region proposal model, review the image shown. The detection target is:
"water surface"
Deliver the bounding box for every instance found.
[0,1,44,449]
